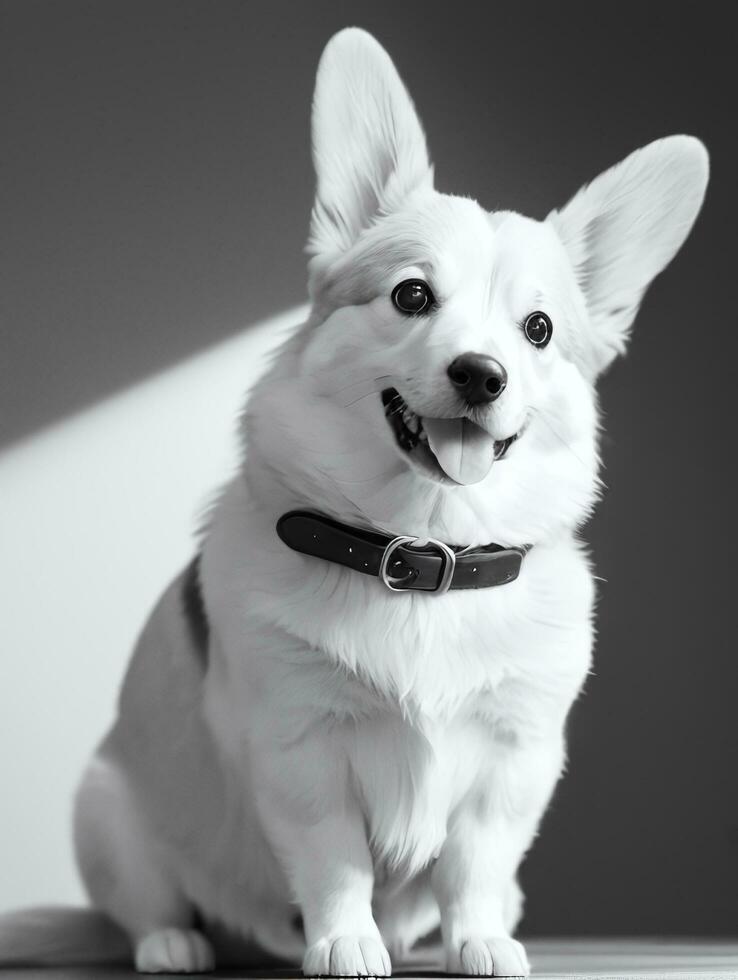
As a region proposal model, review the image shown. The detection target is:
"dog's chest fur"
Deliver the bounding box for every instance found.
[345,709,528,876]
[201,478,593,877]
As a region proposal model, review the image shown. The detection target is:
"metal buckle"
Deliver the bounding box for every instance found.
[379,535,457,595]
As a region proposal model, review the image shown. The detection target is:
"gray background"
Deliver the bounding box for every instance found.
[1,0,735,936]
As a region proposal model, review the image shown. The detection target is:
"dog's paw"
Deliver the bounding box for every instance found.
[448,936,529,977]
[303,935,392,976]
[134,927,215,974]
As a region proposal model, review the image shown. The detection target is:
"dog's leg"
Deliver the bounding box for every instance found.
[74,755,214,974]
[431,739,563,977]
[375,870,439,966]
[252,735,390,977]
[272,804,390,977]
[503,877,524,935]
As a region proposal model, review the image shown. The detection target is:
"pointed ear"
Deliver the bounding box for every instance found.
[308,28,433,261]
[548,136,709,376]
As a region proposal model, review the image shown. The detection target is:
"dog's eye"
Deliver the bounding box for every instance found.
[523,311,553,348]
[391,279,434,316]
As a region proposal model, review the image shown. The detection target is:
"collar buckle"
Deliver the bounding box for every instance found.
[379,535,457,595]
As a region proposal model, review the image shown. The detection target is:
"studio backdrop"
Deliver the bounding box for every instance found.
[0,0,734,937]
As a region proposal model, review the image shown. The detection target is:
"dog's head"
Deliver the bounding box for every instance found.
[248,28,708,545]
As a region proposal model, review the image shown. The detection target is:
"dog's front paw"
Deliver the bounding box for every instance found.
[303,935,392,976]
[134,927,215,973]
[448,936,529,977]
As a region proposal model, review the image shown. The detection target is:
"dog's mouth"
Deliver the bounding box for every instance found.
[381,387,520,486]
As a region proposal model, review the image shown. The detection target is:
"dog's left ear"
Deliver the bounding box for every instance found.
[308,28,433,263]
[548,136,709,376]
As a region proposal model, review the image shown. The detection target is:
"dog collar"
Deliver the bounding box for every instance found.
[276,510,530,595]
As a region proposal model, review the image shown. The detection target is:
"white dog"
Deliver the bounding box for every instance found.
[0,27,708,979]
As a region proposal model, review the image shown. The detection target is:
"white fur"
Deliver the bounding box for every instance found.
[7,26,707,978]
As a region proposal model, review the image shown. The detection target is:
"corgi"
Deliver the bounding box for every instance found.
[0,26,708,979]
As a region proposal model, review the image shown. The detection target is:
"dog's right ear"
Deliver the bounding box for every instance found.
[308,28,433,263]
[548,136,709,377]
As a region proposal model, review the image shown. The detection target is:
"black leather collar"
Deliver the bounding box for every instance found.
[276,510,529,594]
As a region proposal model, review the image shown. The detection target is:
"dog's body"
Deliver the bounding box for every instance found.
[77,469,593,974]
[1,27,708,978]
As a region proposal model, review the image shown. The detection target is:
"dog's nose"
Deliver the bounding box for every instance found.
[447,352,507,404]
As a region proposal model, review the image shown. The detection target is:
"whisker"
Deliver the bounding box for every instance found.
[324,373,394,398]
[332,374,395,409]
[343,388,383,409]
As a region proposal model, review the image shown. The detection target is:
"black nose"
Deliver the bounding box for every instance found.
[447,352,507,404]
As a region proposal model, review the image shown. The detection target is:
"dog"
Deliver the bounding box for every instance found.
[0,26,708,978]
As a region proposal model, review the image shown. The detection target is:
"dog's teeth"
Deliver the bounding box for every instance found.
[381,389,427,455]
[402,411,421,435]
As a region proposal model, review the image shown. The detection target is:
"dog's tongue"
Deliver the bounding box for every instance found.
[423,417,496,485]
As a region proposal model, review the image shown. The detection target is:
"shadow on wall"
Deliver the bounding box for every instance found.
[0,306,305,914]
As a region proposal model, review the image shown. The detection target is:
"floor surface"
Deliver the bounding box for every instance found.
[2,939,738,979]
